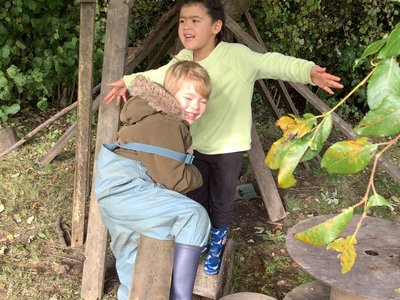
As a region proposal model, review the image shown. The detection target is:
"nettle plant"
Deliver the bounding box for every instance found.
[265,22,400,274]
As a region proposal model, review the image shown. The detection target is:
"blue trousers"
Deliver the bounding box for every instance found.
[94,144,211,300]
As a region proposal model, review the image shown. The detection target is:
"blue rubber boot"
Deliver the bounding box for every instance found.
[204,226,228,275]
[170,243,202,300]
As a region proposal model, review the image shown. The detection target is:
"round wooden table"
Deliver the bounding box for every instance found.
[286,214,400,300]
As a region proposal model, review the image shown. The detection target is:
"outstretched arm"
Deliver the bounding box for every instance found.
[310,66,344,94]
[104,77,128,105]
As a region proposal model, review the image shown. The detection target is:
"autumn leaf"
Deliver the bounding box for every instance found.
[278,137,310,188]
[321,137,377,174]
[327,236,357,274]
[275,114,316,139]
[265,137,292,170]
[354,94,400,137]
[294,208,354,246]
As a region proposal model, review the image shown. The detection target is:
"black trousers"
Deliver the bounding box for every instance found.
[187,150,244,228]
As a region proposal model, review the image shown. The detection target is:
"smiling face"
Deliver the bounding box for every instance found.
[178,4,222,61]
[174,79,208,124]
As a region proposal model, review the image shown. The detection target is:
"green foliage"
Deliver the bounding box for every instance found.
[0,1,108,121]
[250,0,399,117]
[0,0,78,118]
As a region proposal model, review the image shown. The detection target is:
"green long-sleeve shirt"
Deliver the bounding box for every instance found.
[124,41,315,154]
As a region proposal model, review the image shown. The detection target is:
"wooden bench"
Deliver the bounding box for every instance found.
[129,235,234,300]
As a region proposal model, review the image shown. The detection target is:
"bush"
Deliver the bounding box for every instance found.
[249,0,399,117]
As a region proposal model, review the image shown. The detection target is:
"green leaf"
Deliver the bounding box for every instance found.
[378,23,400,59]
[4,103,20,115]
[32,57,43,68]
[37,97,48,111]
[278,137,310,188]
[327,236,357,274]
[302,115,332,162]
[295,208,354,246]
[321,137,377,174]
[367,58,400,110]
[367,194,394,210]
[0,76,8,88]
[265,137,292,170]
[15,40,26,50]
[354,95,400,137]
[360,38,387,60]
[1,46,10,59]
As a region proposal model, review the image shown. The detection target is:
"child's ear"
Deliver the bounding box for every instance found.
[212,20,223,35]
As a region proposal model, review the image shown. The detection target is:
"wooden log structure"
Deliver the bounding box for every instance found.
[71,0,96,248]
[129,236,234,300]
[81,0,135,299]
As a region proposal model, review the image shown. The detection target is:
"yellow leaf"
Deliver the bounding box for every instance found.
[276,116,296,131]
[327,236,357,274]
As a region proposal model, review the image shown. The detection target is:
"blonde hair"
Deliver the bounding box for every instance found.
[164,61,212,100]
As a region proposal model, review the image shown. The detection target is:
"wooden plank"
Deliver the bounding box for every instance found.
[71,0,96,248]
[289,82,400,184]
[80,0,135,299]
[255,80,281,118]
[242,11,264,44]
[36,95,100,166]
[129,236,174,300]
[248,125,287,221]
[147,26,178,70]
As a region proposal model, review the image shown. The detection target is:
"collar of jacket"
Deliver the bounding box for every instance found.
[127,75,184,120]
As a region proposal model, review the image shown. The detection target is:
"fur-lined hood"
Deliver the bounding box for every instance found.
[121,75,183,125]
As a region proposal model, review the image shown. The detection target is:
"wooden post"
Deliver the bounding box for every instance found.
[81,0,135,299]
[129,236,174,300]
[71,0,96,248]
[248,125,287,221]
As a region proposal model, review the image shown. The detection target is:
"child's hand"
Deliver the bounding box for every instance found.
[310,66,344,95]
[187,146,193,155]
[104,77,128,105]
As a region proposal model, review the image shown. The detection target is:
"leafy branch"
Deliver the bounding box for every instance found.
[265,22,400,273]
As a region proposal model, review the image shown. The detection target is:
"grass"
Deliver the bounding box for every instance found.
[1,111,399,299]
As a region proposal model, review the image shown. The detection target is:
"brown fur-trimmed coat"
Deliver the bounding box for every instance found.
[114,76,202,194]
